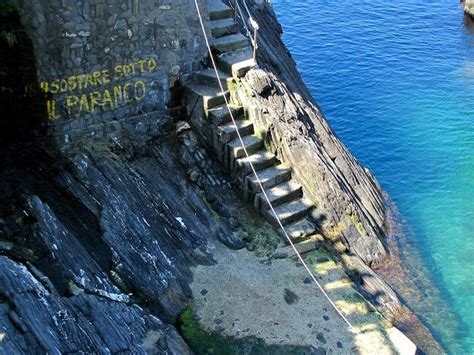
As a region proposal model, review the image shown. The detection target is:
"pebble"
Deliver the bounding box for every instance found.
[337,341,343,349]
[307,323,313,328]
[271,252,288,259]
[228,217,240,230]
[200,289,208,296]
[295,262,303,267]
[323,315,329,321]
[214,319,223,325]
[316,332,327,344]
[189,170,200,183]
[284,288,298,305]
[215,325,225,332]
[303,277,312,284]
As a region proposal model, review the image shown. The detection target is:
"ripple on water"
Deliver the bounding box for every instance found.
[273,0,474,353]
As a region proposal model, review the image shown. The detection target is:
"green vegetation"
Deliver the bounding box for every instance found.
[348,213,367,237]
[244,223,280,258]
[179,306,316,355]
[0,0,17,14]
[0,0,19,47]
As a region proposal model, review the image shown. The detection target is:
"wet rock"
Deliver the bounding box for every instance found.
[323,315,329,321]
[271,252,288,259]
[0,256,191,354]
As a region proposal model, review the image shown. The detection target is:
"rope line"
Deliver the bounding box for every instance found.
[194,0,355,331]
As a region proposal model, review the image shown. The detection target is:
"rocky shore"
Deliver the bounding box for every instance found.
[0,0,445,353]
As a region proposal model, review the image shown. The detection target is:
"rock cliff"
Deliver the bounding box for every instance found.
[0,0,433,353]
[465,0,474,17]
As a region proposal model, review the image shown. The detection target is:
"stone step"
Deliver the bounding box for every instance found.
[278,218,317,243]
[245,165,292,195]
[274,234,323,256]
[213,33,249,53]
[254,180,303,212]
[211,18,240,38]
[187,82,229,110]
[217,47,256,77]
[217,120,254,143]
[264,198,314,227]
[209,1,234,21]
[227,135,263,160]
[195,68,232,89]
[207,104,243,125]
[233,151,277,179]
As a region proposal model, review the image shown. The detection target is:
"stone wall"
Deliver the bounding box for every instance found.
[18,0,208,146]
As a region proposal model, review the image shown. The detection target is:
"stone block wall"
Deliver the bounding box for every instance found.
[18,0,208,145]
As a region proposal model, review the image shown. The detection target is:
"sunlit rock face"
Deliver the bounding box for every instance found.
[465,0,474,17]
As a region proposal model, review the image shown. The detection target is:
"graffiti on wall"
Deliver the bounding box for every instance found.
[40,58,157,120]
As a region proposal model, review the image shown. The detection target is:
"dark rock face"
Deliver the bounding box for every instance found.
[0,256,191,354]
[0,136,227,352]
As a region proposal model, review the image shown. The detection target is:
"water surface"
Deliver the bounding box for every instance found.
[272,1,474,352]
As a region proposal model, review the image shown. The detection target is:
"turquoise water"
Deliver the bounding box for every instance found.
[272,1,474,353]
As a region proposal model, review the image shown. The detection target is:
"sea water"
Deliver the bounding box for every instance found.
[272,1,474,353]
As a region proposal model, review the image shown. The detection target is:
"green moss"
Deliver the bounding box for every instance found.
[179,306,317,355]
[0,0,17,14]
[179,307,230,353]
[348,214,367,237]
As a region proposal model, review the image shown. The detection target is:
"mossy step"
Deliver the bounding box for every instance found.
[227,135,263,160]
[218,120,254,143]
[211,18,240,38]
[233,151,276,178]
[274,233,322,256]
[207,104,243,125]
[254,180,303,212]
[187,82,230,110]
[217,47,256,77]
[278,218,317,243]
[209,1,234,20]
[195,68,232,89]
[213,33,249,53]
[264,198,314,227]
[246,165,292,194]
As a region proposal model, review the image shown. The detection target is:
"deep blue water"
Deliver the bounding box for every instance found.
[272,1,474,353]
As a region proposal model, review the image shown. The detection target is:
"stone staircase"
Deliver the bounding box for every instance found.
[186,0,317,244]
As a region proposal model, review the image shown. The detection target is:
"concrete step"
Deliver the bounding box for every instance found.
[207,104,243,125]
[211,18,240,38]
[217,120,254,143]
[264,198,314,227]
[187,82,229,110]
[274,234,323,257]
[209,1,234,20]
[278,218,317,243]
[233,151,277,179]
[207,104,242,125]
[227,135,263,160]
[254,180,303,212]
[245,165,292,195]
[217,47,256,77]
[213,33,249,53]
[195,68,232,89]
